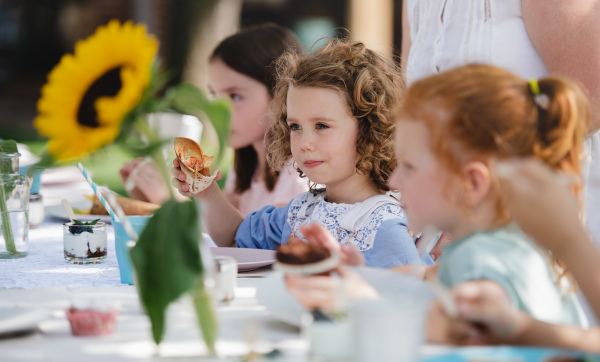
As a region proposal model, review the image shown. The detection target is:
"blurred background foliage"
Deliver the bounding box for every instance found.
[0,0,402,195]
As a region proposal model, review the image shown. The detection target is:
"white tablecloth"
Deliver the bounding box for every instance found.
[0,221,122,289]
[0,179,308,361]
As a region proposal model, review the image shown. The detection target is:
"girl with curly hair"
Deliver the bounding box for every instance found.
[173,38,432,268]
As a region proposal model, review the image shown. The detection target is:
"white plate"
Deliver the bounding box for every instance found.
[256,267,434,327]
[210,248,276,271]
[46,201,113,223]
[0,308,53,337]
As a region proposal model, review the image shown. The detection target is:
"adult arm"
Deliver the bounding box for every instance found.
[523,0,600,135]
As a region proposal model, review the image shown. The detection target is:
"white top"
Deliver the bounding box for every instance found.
[405,0,547,84]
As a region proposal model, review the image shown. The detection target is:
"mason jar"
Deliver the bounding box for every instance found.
[0,152,30,258]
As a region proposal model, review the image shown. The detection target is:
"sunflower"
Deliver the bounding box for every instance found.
[34,20,158,161]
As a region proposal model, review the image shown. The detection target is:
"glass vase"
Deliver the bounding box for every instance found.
[0,152,30,258]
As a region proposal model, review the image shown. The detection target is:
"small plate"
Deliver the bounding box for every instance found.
[210,248,276,271]
[0,308,52,337]
[46,201,113,223]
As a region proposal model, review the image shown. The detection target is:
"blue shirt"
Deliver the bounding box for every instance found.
[235,192,433,268]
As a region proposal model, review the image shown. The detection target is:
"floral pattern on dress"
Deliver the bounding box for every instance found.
[287,191,407,251]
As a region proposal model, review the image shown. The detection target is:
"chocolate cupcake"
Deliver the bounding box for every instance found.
[275,242,340,276]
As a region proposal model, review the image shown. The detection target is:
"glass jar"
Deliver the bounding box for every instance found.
[0,152,30,259]
[63,222,108,264]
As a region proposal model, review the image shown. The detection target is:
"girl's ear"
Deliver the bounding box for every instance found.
[462,161,492,207]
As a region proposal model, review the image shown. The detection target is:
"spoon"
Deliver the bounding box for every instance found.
[61,199,77,223]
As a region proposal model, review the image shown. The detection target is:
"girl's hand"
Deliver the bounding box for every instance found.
[171,158,222,198]
[428,280,520,345]
[495,158,583,255]
[452,281,526,344]
[299,223,365,266]
[285,266,379,311]
[120,158,170,204]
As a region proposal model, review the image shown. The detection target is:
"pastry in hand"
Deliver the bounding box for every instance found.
[275,242,340,276]
[174,137,218,193]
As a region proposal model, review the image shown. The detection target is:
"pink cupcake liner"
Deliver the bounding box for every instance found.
[66,308,119,336]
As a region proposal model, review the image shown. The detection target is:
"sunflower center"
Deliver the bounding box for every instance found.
[77,67,123,128]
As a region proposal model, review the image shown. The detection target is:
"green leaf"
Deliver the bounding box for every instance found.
[0,139,18,154]
[130,199,203,344]
[73,218,100,226]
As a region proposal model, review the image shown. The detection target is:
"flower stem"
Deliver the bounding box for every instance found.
[135,116,175,200]
[191,281,218,355]
[0,182,18,254]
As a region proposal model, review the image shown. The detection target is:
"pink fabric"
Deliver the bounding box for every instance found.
[224,164,309,216]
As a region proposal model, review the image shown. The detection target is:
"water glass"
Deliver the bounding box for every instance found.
[63,222,108,264]
[0,152,30,259]
[213,255,237,302]
[28,193,44,229]
[349,299,427,362]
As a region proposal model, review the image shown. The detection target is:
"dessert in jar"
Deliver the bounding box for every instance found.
[63,221,107,264]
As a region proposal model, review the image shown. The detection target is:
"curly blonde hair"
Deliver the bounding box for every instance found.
[266,38,405,191]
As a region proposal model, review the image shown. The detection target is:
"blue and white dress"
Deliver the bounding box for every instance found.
[235,191,433,268]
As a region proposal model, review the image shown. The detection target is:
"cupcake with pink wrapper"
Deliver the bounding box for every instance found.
[65,300,119,336]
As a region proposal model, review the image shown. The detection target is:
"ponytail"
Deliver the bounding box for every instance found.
[529,77,589,291]
[530,77,589,176]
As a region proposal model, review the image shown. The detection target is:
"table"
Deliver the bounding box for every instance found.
[0,178,307,361]
[0,175,592,361]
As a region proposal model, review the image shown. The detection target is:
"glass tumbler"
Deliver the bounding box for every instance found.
[63,222,108,264]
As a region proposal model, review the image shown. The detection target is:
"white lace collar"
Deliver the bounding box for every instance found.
[287,191,406,251]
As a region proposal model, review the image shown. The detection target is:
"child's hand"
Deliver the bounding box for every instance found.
[427,280,521,345]
[285,266,379,311]
[120,158,170,204]
[171,157,222,198]
[299,223,365,266]
[451,281,527,344]
[495,158,583,255]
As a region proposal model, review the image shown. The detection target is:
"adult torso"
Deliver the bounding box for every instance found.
[405,0,548,84]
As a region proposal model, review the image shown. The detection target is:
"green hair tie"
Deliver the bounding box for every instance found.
[529,78,541,95]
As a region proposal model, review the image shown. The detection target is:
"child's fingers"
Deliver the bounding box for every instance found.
[171,177,191,195]
[448,319,488,345]
[341,244,365,266]
[285,275,338,292]
[289,236,305,245]
[300,223,341,252]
